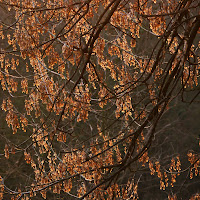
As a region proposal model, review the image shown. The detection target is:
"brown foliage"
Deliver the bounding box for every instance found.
[0,0,199,199]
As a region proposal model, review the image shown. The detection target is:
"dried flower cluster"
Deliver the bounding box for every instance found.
[0,0,199,199]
